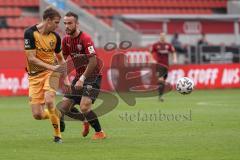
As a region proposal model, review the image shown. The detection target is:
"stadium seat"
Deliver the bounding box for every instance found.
[7,17,39,28]
[0,0,35,7]
[0,0,38,50]
[0,29,8,38]
[74,0,227,18]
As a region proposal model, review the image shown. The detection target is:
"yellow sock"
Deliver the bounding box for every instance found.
[48,108,61,138]
[42,109,50,119]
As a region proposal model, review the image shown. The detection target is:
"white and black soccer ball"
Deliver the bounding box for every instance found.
[176,77,194,95]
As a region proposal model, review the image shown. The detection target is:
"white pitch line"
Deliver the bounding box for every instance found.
[196,101,237,106]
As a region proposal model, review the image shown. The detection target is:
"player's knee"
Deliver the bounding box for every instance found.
[45,99,54,107]
[45,92,55,107]
[57,100,73,113]
[33,113,43,120]
[45,95,54,107]
[80,103,91,113]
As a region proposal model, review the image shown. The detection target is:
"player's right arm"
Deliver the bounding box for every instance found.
[24,29,59,72]
[26,50,58,71]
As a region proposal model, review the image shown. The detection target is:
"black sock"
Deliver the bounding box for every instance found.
[84,110,102,132]
[70,106,80,113]
[158,82,165,96]
[62,106,84,121]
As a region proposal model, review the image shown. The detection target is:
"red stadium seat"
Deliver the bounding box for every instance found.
[72,0,227,20]
[0,40,9,48]
[0,0,38,50]
[0,29,8,38]
[0,0,38,7]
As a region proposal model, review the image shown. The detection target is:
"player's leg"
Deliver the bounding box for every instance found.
[80,76,106,139]
[64,89,90,137]
[80,96,106,139]
[158,64,174,101]
[158,72,172,101]
[158,77,165,101]
[44,91,62,143]
[57,98,73,132]
[43,71,62,143]
[57,97,85,132]
[57,77,86,132]
[31,104,49,120]
[163,81,173,94]
[157,66,168,101]
[44,71,63,143]
[28,74,50,120]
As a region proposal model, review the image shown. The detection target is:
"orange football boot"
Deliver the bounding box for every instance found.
[82,122,90,137]
[92,131,106,140]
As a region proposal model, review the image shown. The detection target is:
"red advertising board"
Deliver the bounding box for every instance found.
[125,20,235,34]
[0,50,239,96]
[168,21,234,34]
[168,64,240,89]
[0,64,239,96]
[0,69,28,96]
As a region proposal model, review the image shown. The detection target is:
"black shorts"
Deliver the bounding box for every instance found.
[157,65,168,80]
[64,75,102,105]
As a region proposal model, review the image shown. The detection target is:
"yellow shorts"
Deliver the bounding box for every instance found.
[28,70,60,105]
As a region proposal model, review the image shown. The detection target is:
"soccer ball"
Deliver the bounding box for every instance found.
[176,77,194,95]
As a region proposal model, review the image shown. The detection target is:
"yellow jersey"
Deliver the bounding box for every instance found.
[24,25,61,74]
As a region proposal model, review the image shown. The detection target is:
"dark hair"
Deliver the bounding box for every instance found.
[65,11,78,21]
[43,6,61,20]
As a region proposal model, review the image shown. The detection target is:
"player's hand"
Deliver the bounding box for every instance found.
[51,64,67,74]
[74,79,84,90]
[63,77,71,93]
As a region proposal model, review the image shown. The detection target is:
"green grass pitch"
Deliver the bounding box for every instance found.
[0,89,239,160]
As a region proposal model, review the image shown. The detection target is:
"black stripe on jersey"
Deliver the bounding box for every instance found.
[73,38,77,52]
[52,32,61,54]
[24,25,37,50]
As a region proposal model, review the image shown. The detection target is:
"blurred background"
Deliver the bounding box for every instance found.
[0,0,239,96]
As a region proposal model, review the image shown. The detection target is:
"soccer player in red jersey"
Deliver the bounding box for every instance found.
[58,12,106,140]
[150,32,177,101]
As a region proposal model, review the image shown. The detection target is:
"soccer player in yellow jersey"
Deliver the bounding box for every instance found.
[24,7,69,143]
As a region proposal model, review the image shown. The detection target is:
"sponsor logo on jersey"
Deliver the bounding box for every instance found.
[49,40,54,48]
[24,39,31,48]
[77,44,82,51]
[36,47,54,52]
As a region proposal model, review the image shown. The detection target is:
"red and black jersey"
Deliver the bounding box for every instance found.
[150,42,175,67]
[62,31,102,78]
